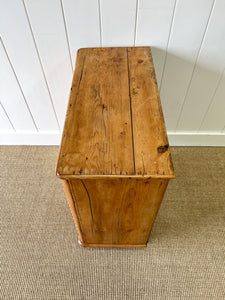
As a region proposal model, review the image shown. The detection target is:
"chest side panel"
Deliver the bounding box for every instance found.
[69,178,169,246]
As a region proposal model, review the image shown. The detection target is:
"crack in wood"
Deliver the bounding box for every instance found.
[81,180,94,235]
[98,84,107,136]
[142,155,146,175]
[127,49,136,175]
[67,180,85,243]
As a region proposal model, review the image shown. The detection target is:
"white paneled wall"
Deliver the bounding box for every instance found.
[136,0,176,86]
[0,0,224,146]
[0,0,59,131]
[62,0,101,65]
[24,0,73,128]
[101,0,137,46]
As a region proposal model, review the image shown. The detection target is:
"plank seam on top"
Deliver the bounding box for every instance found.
[75,53,86,102]
[126,48,136,175]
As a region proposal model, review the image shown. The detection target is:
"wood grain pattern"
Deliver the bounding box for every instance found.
[56,47,174,178]
[57,47,175,247]
[69,178,169,246]
[61,179,83,243]
[127,47,174,176]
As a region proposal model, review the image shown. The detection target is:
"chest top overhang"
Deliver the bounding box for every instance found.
[56,47,175,179]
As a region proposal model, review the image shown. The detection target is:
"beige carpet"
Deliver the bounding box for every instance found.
[1,146,224,299]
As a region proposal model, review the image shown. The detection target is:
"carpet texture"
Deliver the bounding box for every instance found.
[1,146,224,299]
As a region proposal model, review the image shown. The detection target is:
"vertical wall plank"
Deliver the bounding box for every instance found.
[62,0,101,65]
[176,0,225,131]
[160,0,214,131]
[200,71,225,132]
[0,103,14,132]
[24,0,73,128]
[136,0,176,85]
[0,40,37,131]
[101,0,137,47]
[0,0,59,131]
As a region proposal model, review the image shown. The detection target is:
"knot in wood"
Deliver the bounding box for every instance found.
[157,144,169,153]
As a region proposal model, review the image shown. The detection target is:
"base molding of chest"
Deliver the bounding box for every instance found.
[78,240,147,248]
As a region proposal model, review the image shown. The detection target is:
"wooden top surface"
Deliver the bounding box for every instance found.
[56,47,175,179]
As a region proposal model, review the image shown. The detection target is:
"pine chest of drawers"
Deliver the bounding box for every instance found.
[56,47,175,247]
